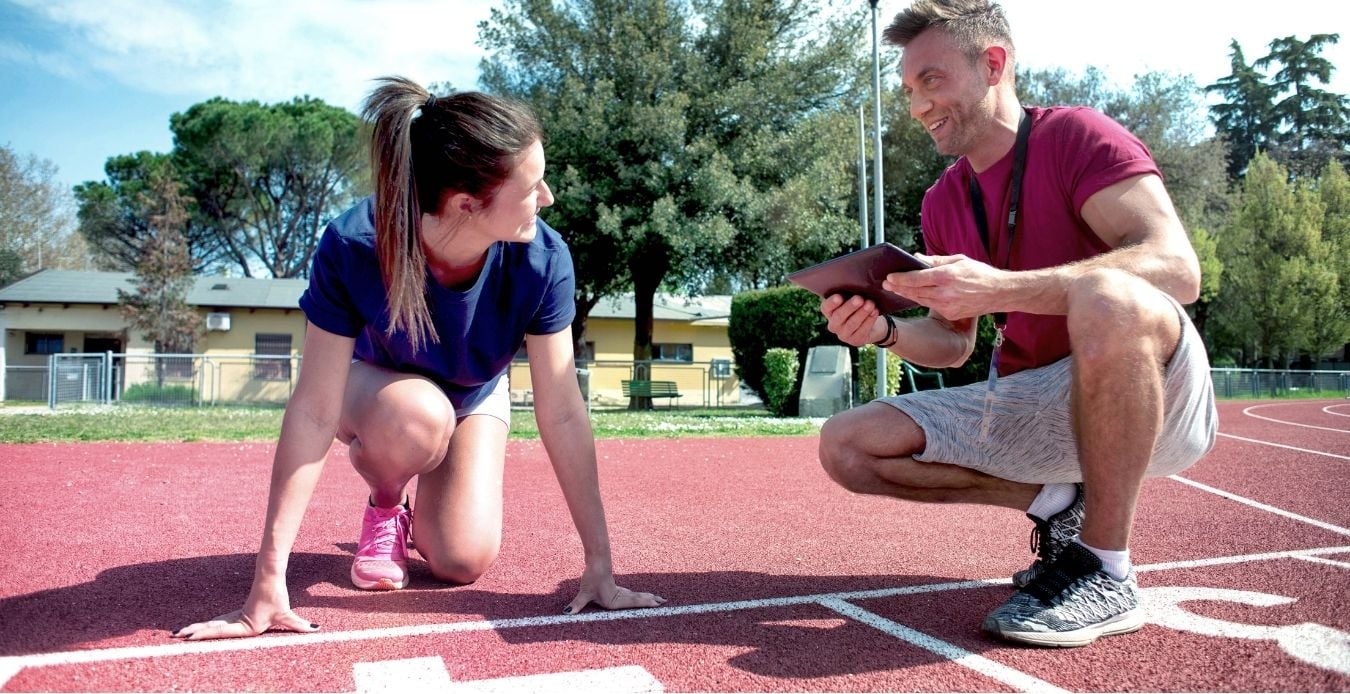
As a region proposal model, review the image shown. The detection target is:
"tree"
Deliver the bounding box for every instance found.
[75,152,222,272]
[479,0,866,392]
[1257,33,1350,178]
[1212,154,1341,367]
[1308,160,1350,365]
[117,168,202,385]
[170,97,367,278]
[1206,41,1279,180]
[0,144,88,285]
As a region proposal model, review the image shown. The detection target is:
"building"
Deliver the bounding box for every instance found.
[0,269,741,407]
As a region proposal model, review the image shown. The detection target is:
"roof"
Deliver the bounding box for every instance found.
[0,270,307,310]
[0,270,732,323]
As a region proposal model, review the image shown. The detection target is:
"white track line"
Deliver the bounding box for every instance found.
[1216,432,1350,461]
[4,545,1349,688]
[1168,475,1350,536]
[819,598,1068,694]
[1324,405,1350,418]
[1242,404,1349,434]
[1294,554,1350,570]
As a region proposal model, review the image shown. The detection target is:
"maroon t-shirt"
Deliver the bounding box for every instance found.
[920,106,1161,375]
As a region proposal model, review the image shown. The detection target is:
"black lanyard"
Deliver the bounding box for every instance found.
[968,108,1031,327]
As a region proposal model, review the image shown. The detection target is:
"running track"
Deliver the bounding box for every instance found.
[0,399,1347,692]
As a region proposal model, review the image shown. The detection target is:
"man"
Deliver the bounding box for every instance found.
[817,0,1217,647]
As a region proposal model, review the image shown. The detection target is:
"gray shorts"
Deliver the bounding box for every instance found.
[878,296,1218,484]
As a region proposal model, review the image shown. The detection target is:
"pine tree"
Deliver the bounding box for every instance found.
[117,169,202,386]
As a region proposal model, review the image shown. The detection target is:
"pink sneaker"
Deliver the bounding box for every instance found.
[350,503,411,590]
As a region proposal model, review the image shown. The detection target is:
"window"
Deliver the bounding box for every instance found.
[254,333,293,380]
[161,356,195,380]
[25,333,63,355]
[652,343,693,362]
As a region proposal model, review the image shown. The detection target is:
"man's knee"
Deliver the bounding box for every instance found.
[818,404,921,493]
[1067,269,1178,368]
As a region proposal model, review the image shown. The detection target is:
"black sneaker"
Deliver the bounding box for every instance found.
[1013,483,1085,588]
[984,541,1143,647]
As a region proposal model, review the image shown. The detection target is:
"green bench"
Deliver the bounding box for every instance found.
[621,379,683,407]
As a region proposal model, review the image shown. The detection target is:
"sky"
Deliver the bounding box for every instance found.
[2,0,1347,193]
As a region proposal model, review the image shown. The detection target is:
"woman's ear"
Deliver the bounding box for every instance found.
[447,191,481,216]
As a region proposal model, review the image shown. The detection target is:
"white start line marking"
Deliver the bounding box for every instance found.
[352,657,662,694]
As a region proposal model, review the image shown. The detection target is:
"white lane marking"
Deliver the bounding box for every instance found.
[819,598,1068,693]
[1216,432,1350,460]
[1168,475,1350,536]
[1323,405,1350,418]
[449,665,661,693]
[355,656,454,693]
[1144,587,1350,676]
[352,657,662,694]
[1295,554,1350,570]
[1242,404,1349,434]
[4,546,1350,688]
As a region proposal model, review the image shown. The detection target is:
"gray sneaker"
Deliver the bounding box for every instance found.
[1012,483,1085,588]
[983,541,1144,647]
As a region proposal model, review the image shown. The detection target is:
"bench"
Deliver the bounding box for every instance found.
[621,379,683,407]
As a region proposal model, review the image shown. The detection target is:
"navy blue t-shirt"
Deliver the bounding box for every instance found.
[299,197,577,411]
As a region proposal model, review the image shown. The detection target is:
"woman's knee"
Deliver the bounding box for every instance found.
[357,395,455,469]
[424,544,499,585]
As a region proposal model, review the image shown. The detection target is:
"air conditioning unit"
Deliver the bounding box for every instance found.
[206,312,232,332]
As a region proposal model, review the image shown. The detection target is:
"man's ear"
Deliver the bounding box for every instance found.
[983,45,1009,86]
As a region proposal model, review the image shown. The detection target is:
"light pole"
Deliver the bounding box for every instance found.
[856,105,869,252]
[869,0,887,398]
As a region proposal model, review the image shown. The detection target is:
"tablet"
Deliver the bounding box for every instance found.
[786,242,930,315]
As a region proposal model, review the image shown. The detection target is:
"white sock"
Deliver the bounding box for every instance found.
[1026,482,1077,520]
[1079,540,1131,580]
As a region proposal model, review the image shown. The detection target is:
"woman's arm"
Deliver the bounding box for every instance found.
[526,328,665,614]
[175,323,355,640]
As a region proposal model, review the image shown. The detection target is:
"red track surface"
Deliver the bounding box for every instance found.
[1,399,1347,692]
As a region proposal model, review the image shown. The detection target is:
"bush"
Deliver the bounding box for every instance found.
[728,286,833,412]
[856,344,904,402]
[762,348,800,416]
[120,383,198,404]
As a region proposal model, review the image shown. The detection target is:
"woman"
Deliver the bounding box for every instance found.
[175,76,665,640]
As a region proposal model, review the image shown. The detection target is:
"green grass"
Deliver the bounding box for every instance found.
[0,403,820,443]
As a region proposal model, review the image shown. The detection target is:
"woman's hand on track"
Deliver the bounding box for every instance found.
[564,563,666,615]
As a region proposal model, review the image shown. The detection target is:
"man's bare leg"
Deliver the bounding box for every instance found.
[1067,269,1182,552]
[819,401,1038,511]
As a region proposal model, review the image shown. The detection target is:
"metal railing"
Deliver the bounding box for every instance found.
[1209,368,1350,398]
[12,358,1343,409]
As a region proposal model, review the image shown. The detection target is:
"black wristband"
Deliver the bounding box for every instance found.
[872,314,897,348]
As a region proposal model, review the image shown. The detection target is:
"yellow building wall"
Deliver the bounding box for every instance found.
[2,304,307,404]
[507,316,740,407]
[5,302,743,408]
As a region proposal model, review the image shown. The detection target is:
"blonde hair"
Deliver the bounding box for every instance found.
[360,76,541,351]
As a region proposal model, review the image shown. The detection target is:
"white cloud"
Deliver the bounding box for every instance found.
[10,0,495,110]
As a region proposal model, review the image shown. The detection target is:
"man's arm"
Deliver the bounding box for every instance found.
[821,294,978,368]
[884,173,1200,321]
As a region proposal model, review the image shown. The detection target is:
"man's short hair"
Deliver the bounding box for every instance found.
[883,0,1014,63]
